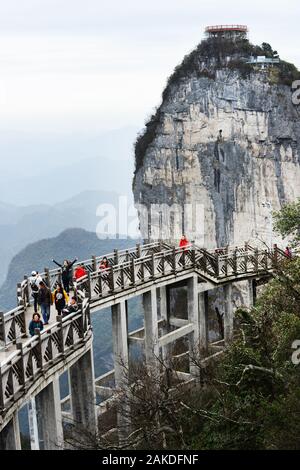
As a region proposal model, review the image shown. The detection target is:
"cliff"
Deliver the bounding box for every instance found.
[133,37,300,248]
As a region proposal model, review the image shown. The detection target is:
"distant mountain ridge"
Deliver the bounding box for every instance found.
[0,189,129,286]
[0,227,139,310]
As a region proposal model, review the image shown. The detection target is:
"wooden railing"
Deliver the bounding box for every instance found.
[0,242,290,351]
[0,293,91,414]
[0,305,27,347]
[0,241,291,417]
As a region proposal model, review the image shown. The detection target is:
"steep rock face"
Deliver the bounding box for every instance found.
[133,60,300,248]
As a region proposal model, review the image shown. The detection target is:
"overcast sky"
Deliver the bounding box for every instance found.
[0,0,299,138]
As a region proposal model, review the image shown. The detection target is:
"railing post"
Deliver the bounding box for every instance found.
[16,341,26,390]
[56,316,65,357]
[0,311,6,346]
[172,247,177,274]
[114,249,119,265]
[191,241,196,267]
[35,329,44,370]
[151,252,155,279]
[44,268,51,288]
[24,276,30,306]
[130,258,136,286]
[254,248,259,272]
[136,243,141,259]
[87,271,92,299]
[17,283,22,306]
[109,267,115,293]
[233,249,238,275]
[97,269,103,296]
[244,250,248,272]
[214,254,220,278]
[19,300,27,339]
[92,256,97,272]
[0,364,4,412]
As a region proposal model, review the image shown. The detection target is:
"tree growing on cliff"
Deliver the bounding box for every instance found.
[274,199,300,246]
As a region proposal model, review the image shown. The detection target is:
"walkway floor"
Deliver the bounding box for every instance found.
[0,295,73,364]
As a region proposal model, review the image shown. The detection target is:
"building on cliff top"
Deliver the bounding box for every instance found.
[205,25,248,40]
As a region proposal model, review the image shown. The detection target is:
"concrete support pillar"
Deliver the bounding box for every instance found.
[36,378,64,450]
[159,286,171,367]
[224,284,234,346]
[143,287,159,366]
[247,279,255,309]
[112,300,129,388]
[28,397,39,450]
[199,290,209,357]
[69,349,97,438]
[112,300,130,443]
[187,275,200,376]
[0,412,21,450]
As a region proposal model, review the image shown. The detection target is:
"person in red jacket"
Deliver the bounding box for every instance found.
[74,264,87,281]
[179,235,189,250]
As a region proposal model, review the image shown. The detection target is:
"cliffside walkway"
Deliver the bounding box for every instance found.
[0,241,289,449]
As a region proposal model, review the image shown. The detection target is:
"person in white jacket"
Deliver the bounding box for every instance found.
[29,271,43,313]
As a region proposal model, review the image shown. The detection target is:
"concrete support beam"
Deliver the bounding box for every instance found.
[0,412,21,450]
[143,287,159,365]
[36,378,64,450]
[111,300,130,443]
[159,323,194,348]
[28,397,39,450]
[111,300,129,388]
[247,279,255,309]
[69,348,97,437]
[187,275,200,377]
[169,317,189,328]
[159,286,172,367]
[199,291,209,357]
[224,284,234,346]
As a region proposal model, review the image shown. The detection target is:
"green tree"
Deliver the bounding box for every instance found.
[274,199,300,246]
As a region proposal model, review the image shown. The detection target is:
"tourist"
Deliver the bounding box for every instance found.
[29,313,44,337]
[37,281,52,325]
[99,257,110,281]
[285,246,292,258]
[29,270,43,313]
[62,297,79,317]
[74,263,87,282]
[179,235,189,250]
[52,283,69,316]
[52,258,78,294]
[99,256,109,271]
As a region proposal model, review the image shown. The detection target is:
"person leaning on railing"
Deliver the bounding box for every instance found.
[29,313,44,337]
[99,257,110,279]
[179,235,189,250]
[73,263,87,282]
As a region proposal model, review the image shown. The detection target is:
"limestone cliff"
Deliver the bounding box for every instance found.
[133,37,300,248]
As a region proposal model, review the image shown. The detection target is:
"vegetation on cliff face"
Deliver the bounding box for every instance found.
[134,37,300,176]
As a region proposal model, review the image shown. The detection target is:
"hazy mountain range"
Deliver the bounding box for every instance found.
[0,126,138,205]
[0,189,136,286]
[0,227,139,310]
